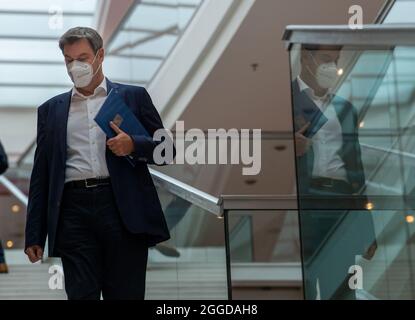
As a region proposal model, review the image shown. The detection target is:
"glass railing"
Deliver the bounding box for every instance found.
[0,175,28,253]
[284,24,415,300]
[148,168,228,300]
[224,198,303,300]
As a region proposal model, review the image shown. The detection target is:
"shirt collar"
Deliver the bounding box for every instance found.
[71,77,107,98]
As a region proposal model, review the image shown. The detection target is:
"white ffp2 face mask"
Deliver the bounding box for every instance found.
[308,53,339,89]
[66,52,101,88]
[315,62,338,89]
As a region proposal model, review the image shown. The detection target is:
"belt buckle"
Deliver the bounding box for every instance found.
[85,179,98,188]
[322,179,334,188]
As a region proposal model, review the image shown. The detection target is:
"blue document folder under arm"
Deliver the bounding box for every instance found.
[94,89,150,166]
[94,89,150,138]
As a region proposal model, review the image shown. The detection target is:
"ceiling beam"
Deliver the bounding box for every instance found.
[111,53,165,60]
[108,25,179,55]
[0,59,62,65]
[140,1,198,9]
[96,0,137,47]
[0,82,70,88]
[0,10,93,16]
[123,27,179,35]
[0,35,58,41]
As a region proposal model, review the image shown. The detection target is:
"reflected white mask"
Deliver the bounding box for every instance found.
[308,53,339,89]
[66,52,101,88]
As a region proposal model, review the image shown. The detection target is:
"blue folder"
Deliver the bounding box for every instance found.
[94,89,150,166]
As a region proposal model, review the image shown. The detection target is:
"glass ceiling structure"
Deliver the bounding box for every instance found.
[105,0,204,88]
[0,0,97,109]
[0,0,204,110]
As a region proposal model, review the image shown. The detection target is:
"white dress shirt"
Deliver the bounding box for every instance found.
[297,77,348,182]
[65,78,110,183]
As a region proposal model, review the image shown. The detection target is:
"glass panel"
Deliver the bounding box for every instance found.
[0,180,27,251]
[0,14,94,37]
[148,186,228,300]
[384,0,415,24]
[106,0,204,86]
[0,0,96,13]
[0,64,71,85]
[0,40,63,61]
[0,87,71,108]
[227,210,302,300]
[0,0,97,108]
[300,210,415,300]
[104,56,161,84]
[289,42,415,299]
[229,210,300,263]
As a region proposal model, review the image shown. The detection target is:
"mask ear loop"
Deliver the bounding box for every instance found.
[91,50,103,78]
[308,51,319,68]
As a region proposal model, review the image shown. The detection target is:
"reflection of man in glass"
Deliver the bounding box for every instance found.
[293,45,377,299]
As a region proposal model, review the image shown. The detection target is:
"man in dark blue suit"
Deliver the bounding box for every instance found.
[25,27,174,300]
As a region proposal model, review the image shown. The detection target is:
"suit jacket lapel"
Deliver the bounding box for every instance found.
[55,90,72,167]
[106,78,119,96]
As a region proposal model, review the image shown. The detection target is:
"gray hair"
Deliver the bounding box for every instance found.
[59,27,103,54]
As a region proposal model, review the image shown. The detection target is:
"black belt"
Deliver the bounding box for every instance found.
[310,177,353,193]
[65,177,111,189]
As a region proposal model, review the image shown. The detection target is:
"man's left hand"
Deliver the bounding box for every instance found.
[107,121,135,156]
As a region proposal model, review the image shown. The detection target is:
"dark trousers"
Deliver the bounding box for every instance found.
[55,184,148,300]
[0,240,5,264]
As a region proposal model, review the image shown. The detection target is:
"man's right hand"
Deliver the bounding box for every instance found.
[25,245,43,263]
[295,122,311,157]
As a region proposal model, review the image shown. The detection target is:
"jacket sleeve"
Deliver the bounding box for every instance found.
[130,88,176,165]
[25,104,49,251]
[0,140,8,175]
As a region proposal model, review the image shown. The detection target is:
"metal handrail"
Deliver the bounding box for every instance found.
[149,168,222,216]
[0,175,28,207]
[283,24,415,48]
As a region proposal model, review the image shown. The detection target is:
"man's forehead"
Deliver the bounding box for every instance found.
[317,49,340,56]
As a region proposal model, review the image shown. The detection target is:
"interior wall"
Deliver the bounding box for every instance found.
[179,0,386,131]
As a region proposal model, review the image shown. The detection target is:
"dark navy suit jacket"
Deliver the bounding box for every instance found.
[25,79,174,257]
